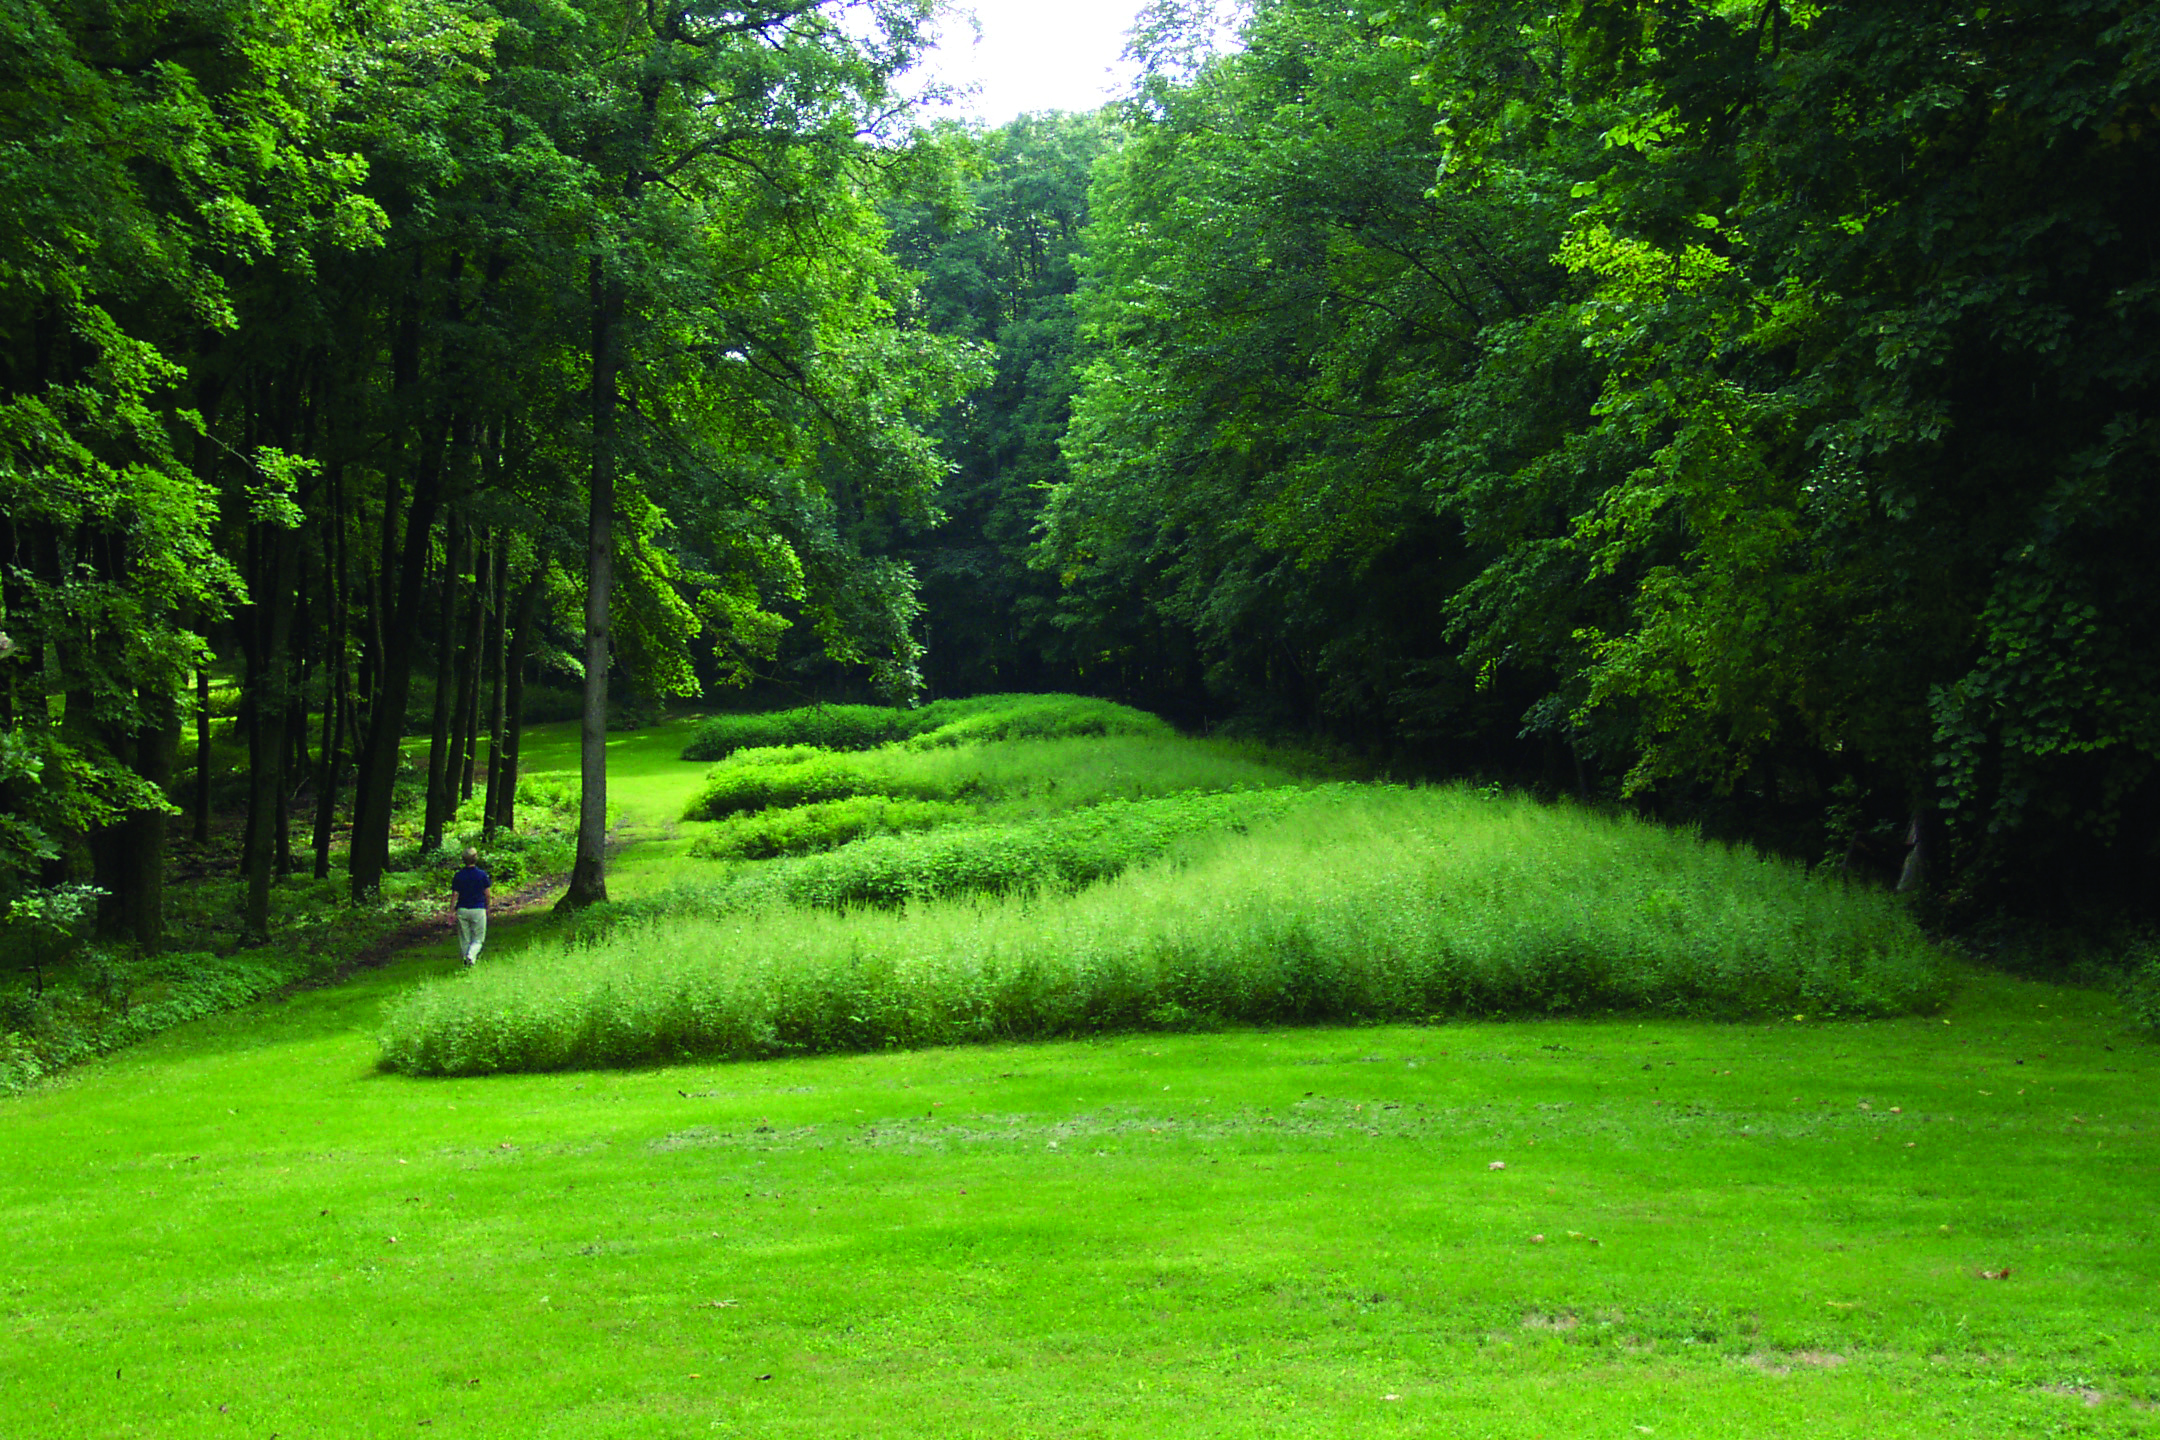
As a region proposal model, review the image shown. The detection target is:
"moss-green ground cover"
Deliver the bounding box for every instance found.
[6,709,2155,1436]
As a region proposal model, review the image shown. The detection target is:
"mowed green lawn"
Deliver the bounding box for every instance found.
[4,963,2154,1436]
[4,721,2156,1437]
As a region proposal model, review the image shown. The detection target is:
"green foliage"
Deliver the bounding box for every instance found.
[681,693,1171,760]
[379,787,1948,1075]
[0,948,324,1095]
[887,112,1116,696]
[683,732,1303,821]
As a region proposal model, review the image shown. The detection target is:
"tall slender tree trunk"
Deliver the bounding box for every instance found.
[311,463,347,880]
[122,687,178,951]
[242,526,303,944]
[494,574,540,835]
[275,563,309,879]
[348,256,433,903]
[347,419,447,901]
[193,664,211,845]
[481,545,510,841]
[451,533,488,805]
[561,259,623,910]
[421,518,464,854]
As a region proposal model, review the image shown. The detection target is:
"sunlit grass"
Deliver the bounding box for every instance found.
[380,787,1947,1076]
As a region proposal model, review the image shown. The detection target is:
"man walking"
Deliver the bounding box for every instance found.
[451,846,491,965]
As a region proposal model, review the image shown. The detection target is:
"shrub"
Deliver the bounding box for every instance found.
[379,787,1952,1076]
[2,948,327,1094]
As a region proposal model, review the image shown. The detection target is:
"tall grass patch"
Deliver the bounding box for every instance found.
[683,734,1304,821]
[684,787,1340,911]
[380,788,1949,1075]
[681,694,1170,761]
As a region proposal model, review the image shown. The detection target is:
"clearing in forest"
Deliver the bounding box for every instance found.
[3,701,2153,1437]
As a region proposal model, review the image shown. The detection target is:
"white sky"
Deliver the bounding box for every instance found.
[910,0,1151,126]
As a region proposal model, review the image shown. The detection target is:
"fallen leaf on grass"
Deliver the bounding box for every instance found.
[1382,1394,1400,1401]
[1979,1268,2013,1280]
[1531,1234,1546,1244]
[1488,1161,1506,1171]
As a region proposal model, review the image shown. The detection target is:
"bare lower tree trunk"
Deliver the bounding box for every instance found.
[421,519,463,854]
[561,258,621,910]
[312,464,346,880]
[451,534,488,805]
[193,664,211,845]
[481,547,511,840]
[494,574,540,835]
[1897,806,1936,894]
[123,688,178,951]
[243,526,302,944]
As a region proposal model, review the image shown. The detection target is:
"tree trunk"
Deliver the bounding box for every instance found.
[348,255,432,903]
[242,526,303,944]
[561,259,622,910]
[347,420,448,901]
[1897,806,1937,895]
[193,664,211,845]
[421,518,464,854]
[123,688,179,951]
[451,533,488,805]
[311,464,347,880]
[494,574,541,835]
[481,546,511,840]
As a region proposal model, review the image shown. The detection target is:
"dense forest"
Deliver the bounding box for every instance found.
[4,0,2157,964]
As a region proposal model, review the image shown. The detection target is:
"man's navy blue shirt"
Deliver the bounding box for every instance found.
[452,867,490,910]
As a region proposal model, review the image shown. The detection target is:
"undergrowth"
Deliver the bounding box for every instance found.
[379,787,1951,1075]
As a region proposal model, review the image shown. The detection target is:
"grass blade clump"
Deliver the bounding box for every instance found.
[687,795,972,861]
[682,735,1305,821]
[688,786,1340,911]
[681,705,911,760]
[380,788,1950,1076]
[680,694,1172,762]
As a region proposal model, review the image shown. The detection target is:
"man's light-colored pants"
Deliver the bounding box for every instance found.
[456,907,487,964]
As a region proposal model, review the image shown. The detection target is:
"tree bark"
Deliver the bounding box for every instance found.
[311,463,347,880]
[193,664,211,845]
[481,545,510,840]
[242,525,303,944]
[561,258,622,910]
[494,574,541,835]
[347,419,448,901]
[451,533,488,805]
[122,687,179,951]
[421,517,464,854]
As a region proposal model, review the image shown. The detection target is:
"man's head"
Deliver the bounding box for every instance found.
[463,847,479,866]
